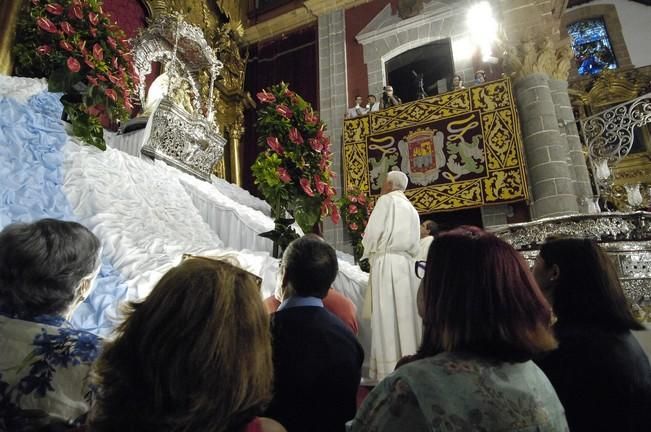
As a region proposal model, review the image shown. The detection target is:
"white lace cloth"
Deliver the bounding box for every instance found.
[0,74,48,104]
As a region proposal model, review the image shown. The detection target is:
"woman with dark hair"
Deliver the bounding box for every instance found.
[350,227,567,431]
[0,219,103,429]
[88,256,286,432]
[533,237,651,432]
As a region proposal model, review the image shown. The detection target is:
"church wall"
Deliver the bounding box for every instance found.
[566,0,651,69]
[242,26,319,195]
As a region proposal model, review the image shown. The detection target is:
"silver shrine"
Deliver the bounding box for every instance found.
[492,212,651,308]
[131,13,225,180]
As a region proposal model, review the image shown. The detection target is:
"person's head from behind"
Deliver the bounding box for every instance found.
[534,237,643,331]
[420,220,438,239]
[0,218,101,320]
[280,234,338,299]
[90,257,272,432]
[418,226,556,362]
[380,170,408,195]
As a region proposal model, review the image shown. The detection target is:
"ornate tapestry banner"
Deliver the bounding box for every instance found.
[343,78,529,213]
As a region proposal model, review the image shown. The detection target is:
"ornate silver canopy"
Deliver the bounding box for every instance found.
[131,13,225,180]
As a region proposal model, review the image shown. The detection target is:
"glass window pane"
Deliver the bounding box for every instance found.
[567,18,618,76]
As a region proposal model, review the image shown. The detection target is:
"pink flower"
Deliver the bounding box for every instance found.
[314,175,327,195]
[59,40,74,52]
[275,104,293,119]
[349,223,358,231]
[278,167,291,183]
[86,75,98,86]
[348,204,358,214]
[349,195,357,203]
[288,127,304,145]
[308,138,323,152]
[124,98,134,112]
[300,178,315,197]
[112,57,119,69]
[69,4,83,20]
[107,73,120,85]
[92,43,103,61]
[90,27,98,37]
[256,90,276,103]
[88,12,99,26]
[358,195,367,205]
[107,36,117,50]
[78,39,87,53]
[104,88,118,102]
[36,17,58,33]
[304,108,318,125]
[266,136,284,154]
[36,45,52,55]
[326,186,335,198]
[66,57,81,73]
[331,206,341,224]
[60,21,75,36]
[45,3,64,15]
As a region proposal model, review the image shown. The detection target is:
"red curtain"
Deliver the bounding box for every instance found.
[242,25,318,194]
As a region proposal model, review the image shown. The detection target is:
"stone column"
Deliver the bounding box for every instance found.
[317,10,350,251]
[549,78,594,211]
[514,72,579,218]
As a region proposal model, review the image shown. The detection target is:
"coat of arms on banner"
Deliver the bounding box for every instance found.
[398,129,446,186]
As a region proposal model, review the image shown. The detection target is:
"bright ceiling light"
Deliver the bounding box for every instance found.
[467,1,498,58]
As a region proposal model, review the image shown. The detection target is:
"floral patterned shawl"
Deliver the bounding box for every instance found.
[350,352,569,432]
[0,312,101,429]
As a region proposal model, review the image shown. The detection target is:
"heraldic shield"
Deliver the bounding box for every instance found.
[398,129,446,186]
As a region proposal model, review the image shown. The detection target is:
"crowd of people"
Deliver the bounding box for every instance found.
[1,205,650,431]
[345,70,488,119]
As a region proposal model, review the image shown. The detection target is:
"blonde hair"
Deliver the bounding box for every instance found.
[90,258,273,432]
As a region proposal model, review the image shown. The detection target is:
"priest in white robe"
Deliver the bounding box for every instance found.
[362,171,422,381]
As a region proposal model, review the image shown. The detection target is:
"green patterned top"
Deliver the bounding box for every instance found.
[350,352,568,432]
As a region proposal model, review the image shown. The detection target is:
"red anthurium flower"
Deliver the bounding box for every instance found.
[36,45,52,55]
[107,36,117,50]
[104,88,118,102]
[304,108,318,125]
[266,136,284,154]
[358,194,367,204]
[348,204,359,214]
[256,90,276,103]
[45,3,64,15]
[107,73,120,85]
[97,74,107,81]
[326,186,336,198]
[84,56,95,69]
[275,104,293,119]
[112,57,119,69]
[31,0,40,5]
[90,27,98,37]
[86,104,103,116]
[278,167,291,184]
[308,138,323,152]
[59,40,74,52]
[331,206,341,224]
[87,75,98,86]
[69,4,83,20]
[88,12,99,26]
[36,17,58,33]
[66,57,81,73]
[349,196,357,203]
[92,43,103,61]
[349,223,358,231]
[124,98,134,112]
[314,175,327,195]
[300,178,315,197]
[288,127,304,145]
[60,21,75,36]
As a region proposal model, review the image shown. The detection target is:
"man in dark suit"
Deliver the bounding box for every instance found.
[265,235,364,432]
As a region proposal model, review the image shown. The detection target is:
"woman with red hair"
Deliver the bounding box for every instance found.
[350,227,567,431]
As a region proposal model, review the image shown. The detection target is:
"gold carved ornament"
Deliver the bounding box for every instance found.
[342,78,529,214]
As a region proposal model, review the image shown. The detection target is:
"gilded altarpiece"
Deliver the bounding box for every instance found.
[343,78,528,213]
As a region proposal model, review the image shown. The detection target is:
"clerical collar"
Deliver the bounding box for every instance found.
[278,296,324,311]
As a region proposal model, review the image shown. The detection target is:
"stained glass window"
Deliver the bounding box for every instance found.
[567,18,618,76]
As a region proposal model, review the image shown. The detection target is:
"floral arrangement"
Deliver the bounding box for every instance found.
[339,190,373,268]
[13,0,139,149]
[252,82,339,243]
